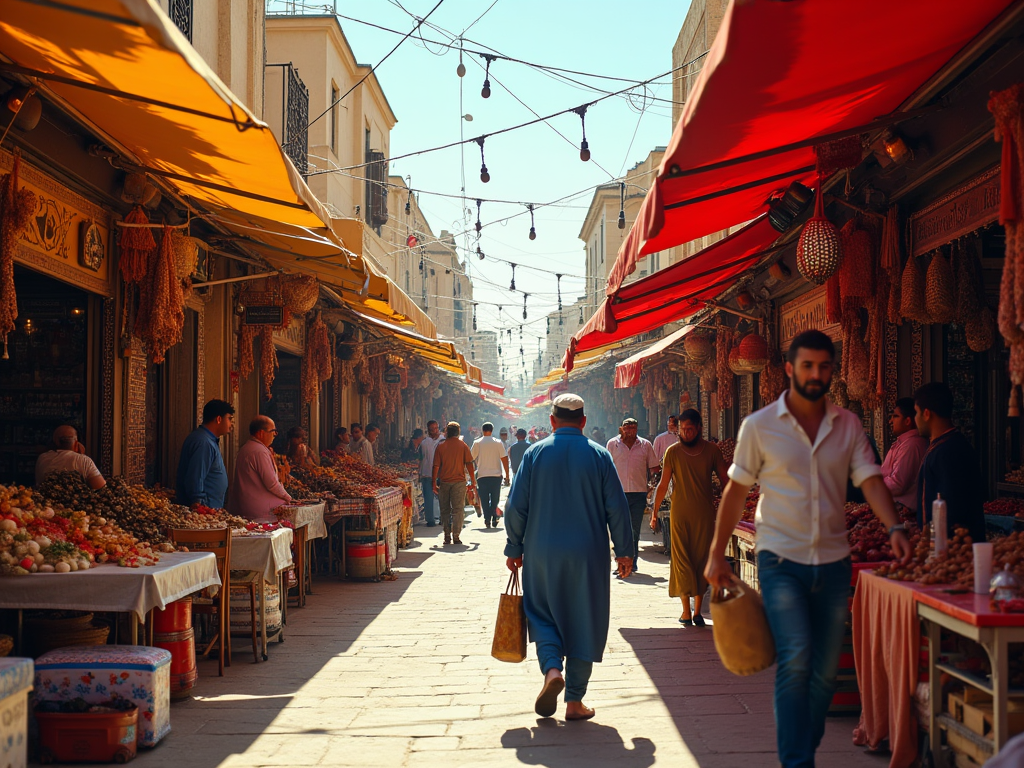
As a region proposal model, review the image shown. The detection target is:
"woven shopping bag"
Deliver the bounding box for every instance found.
[491,570,527,663]
[709,574,775,676]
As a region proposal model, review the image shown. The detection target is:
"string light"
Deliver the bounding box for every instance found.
[481,54,496,98]
[559,310,564,326]
[472,302,478,331]
[475,199,483,232]
[556,274,562,310]
[522,293,528,320]
[572,104,592,162]
[509,263,516,291]
[457,44,466,77]
[528,204,536,240]
[476,245,485,260]
[477,138,490,183]
[579,305,585,323]
[618,182,626,229]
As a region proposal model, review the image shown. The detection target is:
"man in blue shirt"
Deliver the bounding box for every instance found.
[176,399,234,508]
[508,429,529,476]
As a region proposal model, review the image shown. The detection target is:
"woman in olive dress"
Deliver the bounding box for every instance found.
[651,409,730,626]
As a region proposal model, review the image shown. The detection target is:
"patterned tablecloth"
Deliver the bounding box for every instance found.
[0,552,220,620]
[324,487,405,529]
[230,528,294,583]
[275,501,327,540]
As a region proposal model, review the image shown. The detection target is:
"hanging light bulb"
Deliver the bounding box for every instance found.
[618,182,626,229]
[457,46,466,78]
[522,293,528,320]
[579,305,585,324]
[509,263,516,292]
[476,245,485,261]
[475,199,483,232]
[559,311,564,326]
[556,274,563,311]
[573,105,591,161]
[472,303,478,331]
[481,55,496,98]
[528,204,536,240]
[546,317,550,335]
[476,138,489,183]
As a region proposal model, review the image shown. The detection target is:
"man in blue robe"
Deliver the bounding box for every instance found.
[504,393,634,721]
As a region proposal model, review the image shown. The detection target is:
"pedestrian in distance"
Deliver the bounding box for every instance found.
[508,428,529,477]
[432,421,476,546]
[606,418,660,574]
[651,409,728,626]
[418,421,444,527]
[471,422,510,529]
[504,393,634,722]
[705,329,911,768]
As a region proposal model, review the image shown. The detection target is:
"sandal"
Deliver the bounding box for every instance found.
[679,618,694,627]
[693,614,706,628]
[535,675,565,718]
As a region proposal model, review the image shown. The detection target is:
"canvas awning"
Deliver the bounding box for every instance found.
[605,0,1016,294]
[614,325,695,389]
[567,216,777,371]
[349,310,465,376]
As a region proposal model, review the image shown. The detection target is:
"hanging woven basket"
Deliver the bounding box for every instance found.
[925,251,956,325]
[899,255,930,324]
[796,181,843,285]
[169,230,200,279]
[281,274,319,314]
[966,306,996,352]
[838,220,874,310]
[728,333,769,375]
[684,333,713,364]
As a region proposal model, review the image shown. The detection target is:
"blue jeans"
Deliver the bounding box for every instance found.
[536,642,594,703]
[757,551,851,768]
[625,492,647,568]
[478,476,502,525]
[420,477,437,525]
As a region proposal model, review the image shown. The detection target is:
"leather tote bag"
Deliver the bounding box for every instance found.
[709,574,776,676]
[491,570,527,663]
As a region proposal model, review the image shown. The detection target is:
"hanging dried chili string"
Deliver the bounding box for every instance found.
[0,153,35,359]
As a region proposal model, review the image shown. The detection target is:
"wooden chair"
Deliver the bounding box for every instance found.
[287,525,308,608]
[168,529,256,672]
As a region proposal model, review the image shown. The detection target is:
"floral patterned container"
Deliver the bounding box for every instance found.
[33,646,170,748]
[0,657,33,768]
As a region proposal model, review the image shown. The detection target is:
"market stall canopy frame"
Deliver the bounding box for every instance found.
[614,324,695,389]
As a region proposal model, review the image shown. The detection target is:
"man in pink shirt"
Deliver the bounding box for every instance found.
[228,416,293,522]
[881,397,928,512]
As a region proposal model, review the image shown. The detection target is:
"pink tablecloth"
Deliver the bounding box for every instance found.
[851,572,920,768]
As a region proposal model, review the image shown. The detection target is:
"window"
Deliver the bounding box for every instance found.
[329,84,339,155]
[169,0,192,42]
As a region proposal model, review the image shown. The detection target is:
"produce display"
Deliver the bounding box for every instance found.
[295,451,402,499]
[0,484,168,575]
[846,502,917,563]
[874,528,1024,586]
[712,484,760,524]
[984,498,1024,518]
[1004,468,1024,485]
[38,473,248,542]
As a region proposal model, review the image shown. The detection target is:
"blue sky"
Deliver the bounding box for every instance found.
[277,0,690,385]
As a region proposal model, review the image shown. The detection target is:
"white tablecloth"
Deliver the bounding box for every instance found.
[230,528,293,583]
[276,502,327,540]
[0,552,220,621]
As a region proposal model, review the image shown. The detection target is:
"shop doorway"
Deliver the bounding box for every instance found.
[0,267,91,485]
[260,349,302,455]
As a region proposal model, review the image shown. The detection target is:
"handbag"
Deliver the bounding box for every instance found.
[709,574,776,676]
[491,569,527,663]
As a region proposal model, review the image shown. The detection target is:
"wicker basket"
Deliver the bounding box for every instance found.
[728,334,769,375]
[282,275,319,314]
[28,620,110,657]
[966,306,996,352]
[684,333,713,364]
[925,251,956,325]
[900,255,929,324]
[169,230,200,279]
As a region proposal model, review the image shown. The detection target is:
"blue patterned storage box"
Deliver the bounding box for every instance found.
[33,645,171,747]
[0,657,33,768]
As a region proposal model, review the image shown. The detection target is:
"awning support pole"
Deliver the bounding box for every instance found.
[194,270,282,288]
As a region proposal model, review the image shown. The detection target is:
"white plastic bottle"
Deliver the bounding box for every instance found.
[932,493,948,555]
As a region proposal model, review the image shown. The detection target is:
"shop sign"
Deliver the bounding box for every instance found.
[244,305,284,325]
[779,285,841,350]
[2,149,113,296]
[272,315,305,356]
[910,166,1000,257]
[383,371,402,384]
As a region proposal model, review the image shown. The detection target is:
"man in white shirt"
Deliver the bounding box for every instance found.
[607,418,660,574]
[349,422,374,465]
[651,415,679,556]
[35,425,105,489]
[472,422,510,529]
[706,330,911,768]
[419,420,443,527]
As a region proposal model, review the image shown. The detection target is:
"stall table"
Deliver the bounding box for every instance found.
[230,528,293,659]
[275,501,326,604]
[0,552,220,653]
[325,487,404,580]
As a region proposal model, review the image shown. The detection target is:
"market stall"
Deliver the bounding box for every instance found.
[229,527,293,657]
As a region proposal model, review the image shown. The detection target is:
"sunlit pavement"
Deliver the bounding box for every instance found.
[131,490,889,767]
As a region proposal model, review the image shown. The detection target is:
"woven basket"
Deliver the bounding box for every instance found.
[684,333,713,364]
[728,334,769,375]
[169,231,200,279]
[925,251,956,324]
[25,612,94,631]
[966,306,996,352]
[900,256,929,324]
[282,275,319,314]
[121,172,147,203]
[28,620,110,657]
[826,273,842,324]
[0,634,12,657]
[839,221,874,310]
[796,184,842,285]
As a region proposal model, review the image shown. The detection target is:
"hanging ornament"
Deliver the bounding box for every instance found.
[418,256,424,271]
[509,263,516,291]
[477,139,490,183]
[522,293,528,320]
[618,182,626,229]
[796,174,843,285]
[498,342,503,355]
[481,54,496,98]
[573,104,591,161]
[528,204,537,240]
[556,274,563,310]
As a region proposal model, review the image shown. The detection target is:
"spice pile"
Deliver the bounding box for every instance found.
[874,528,1024,586]
[0,484,168,575]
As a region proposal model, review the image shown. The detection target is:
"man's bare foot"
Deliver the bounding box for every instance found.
[566,702,595,721]
[534,669,564,717]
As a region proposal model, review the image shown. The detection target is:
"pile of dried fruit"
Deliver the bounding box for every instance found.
[1004,468,1024,485]
[984,498,1024,517]
[846,502,917,563]
[874,528,1024,586]
[0,484,166,575]
[712,485,760,524]
[294,452,403,499]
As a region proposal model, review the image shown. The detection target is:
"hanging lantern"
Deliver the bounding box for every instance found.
[728,333,769,375]
[683,332,713,364]
[796,179,842,285]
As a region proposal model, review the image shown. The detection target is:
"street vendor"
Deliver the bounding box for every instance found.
[176,399,234,508]
[35,425,106,490]
[349,423,374,465]
[227,416,293,522]
[285,427,318,470]
[333,427,350,452]
[881,397,927,512]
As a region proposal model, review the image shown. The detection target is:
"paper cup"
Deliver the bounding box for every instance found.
[973,542,994,594]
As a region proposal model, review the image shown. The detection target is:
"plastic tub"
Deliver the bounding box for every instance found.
[35,707,138,764]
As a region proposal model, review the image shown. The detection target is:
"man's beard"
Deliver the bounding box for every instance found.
[793,376,831,402]
[680,435,700,448]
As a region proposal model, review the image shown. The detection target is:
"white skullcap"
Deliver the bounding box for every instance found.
[552,393,585,412]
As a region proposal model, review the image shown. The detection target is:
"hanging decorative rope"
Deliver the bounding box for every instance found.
[796,175,843,285]
[528,204,536,240]
[572,104,591,161]
[477,138,489,183]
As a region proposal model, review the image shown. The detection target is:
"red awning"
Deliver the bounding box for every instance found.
[480,380,505,396]
[566,216,777,371]
[614,325,695,389]
[525,393,549,408]
[605,0,1015,294]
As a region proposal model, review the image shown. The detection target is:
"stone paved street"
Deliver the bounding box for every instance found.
[133,494,892,768]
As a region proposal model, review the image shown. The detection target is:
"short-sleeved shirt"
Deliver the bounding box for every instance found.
[350,436,374,465]
[472,435,507,478]
[508,439,529,473]
[419,435,443,479]
[652,431,678,463]
[606,436,660,493]
[433,438,475,484]
[728,394,881,566]
[35,450,102,487]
